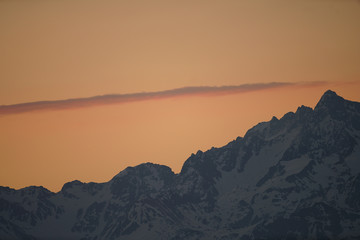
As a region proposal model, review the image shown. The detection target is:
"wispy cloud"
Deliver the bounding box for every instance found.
[0,82,327,115]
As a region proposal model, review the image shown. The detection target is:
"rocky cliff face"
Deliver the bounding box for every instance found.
[1,90,360,240]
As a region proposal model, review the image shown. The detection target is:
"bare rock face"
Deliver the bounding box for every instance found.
[1,90,360,240]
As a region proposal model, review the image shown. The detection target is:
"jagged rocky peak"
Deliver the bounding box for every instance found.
[0,186,14,194]
[316,89,341,105]
[282,90,343,124]
[0,185,53,199]
[270,116,278,122]
[110,163,175,198]
[111,162,175,180]
[61,180,104,199]
[180,89,357,176]
[314,90,360,129]
[180,149,218,177]
[11,186,54,201]
[295,105,312,114]
[315,89,345,111]
[61,180,84,192]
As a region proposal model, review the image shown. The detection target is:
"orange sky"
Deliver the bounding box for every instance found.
[1,0,360,192]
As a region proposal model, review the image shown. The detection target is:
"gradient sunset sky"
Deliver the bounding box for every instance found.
[1,0,360,192]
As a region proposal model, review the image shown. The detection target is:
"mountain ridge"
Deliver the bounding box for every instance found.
[1,89,360,240]
[5,89,354,194]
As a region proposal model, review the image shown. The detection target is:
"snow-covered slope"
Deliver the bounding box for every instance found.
[1,90,360,240]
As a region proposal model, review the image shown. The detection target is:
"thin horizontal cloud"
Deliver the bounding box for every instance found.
[0,82,326,115]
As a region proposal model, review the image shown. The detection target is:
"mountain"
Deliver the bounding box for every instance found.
[1,90,360,240]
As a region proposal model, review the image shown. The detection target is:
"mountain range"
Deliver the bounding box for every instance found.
[1,90,360,240]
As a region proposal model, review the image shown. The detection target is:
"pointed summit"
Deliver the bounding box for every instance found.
[315,89,344,111]
[323,89,337,97]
